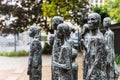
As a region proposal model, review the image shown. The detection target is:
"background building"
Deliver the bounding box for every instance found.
[89,0,104,6]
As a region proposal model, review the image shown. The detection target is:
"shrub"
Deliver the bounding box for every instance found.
[115,54,120,65]
[0,50,29,57]
[41,42,52,54]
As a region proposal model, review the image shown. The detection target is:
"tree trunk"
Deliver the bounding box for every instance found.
[14,34,16,52]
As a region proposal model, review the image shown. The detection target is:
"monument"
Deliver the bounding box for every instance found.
[81,23,90,80]
[81,23,90,52]
[71,41,78,80]
[103,17,119,80]
[27,26,42,80]
[51,16,64,80]
[53,23,73,80]
[85,13,108,80]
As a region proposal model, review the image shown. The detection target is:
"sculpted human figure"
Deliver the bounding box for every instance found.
[51,16,64,80]
[71,41,78,80]
[81,23,90,53]
[49,16,64,46]
[65,24,78,80]
[81,24,90,80]
[103,17,119,80]
[64,24,78,80]
[53,23,73,80]
[27,26,42,80]
[86,13,107,80]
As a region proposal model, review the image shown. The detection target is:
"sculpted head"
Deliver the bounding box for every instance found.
[63,23,70,38]
[56,23,70,39]
[83,23,89,33]
[103,17,111,28]
[88,13,101,30]
[29,26,39,38]
[56,23,64,39]
[52,16,64,30]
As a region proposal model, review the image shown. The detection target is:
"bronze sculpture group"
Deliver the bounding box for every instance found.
[27,13,119,80]
[82,13,119,80]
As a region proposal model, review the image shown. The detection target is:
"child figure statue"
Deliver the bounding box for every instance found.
[27,26,42,80]
[103,17,119,80]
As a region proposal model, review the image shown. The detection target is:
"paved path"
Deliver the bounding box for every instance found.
[0,55,120,80]
[0,55,52,80]
[0,56,27,80]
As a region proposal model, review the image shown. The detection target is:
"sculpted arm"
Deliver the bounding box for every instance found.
[38,44,42,70]
[107,33,115,60]
[112,33,115,59]
[27,43,34,75]
[28,43,34,66]
[54,48,71,70]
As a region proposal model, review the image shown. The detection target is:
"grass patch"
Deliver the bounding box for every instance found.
[0,50,29,57]
[40,35,48,41]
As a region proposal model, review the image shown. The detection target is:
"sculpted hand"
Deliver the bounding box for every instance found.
[27,66,31,75]
[27,69,31,75]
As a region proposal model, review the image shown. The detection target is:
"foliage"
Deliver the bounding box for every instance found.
[0,0,44,34]
[0,50,29,57]
[41,42,52,54]
[115,54,120,65]
[92,6,109,23]
[104,0,120,23]
[42,0,89,26]
[0,0,90,34]
[42,2,57,18]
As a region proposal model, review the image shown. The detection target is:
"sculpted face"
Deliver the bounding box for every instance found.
[29,26,39,38]
[103,17,111,28]
[63,23,70,38]
[29,27,35,38]
[56,24,64,39]
[88,13,100,30]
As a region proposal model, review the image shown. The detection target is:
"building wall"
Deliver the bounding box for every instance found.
[89,0,104,6]
[113,29,120,54]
